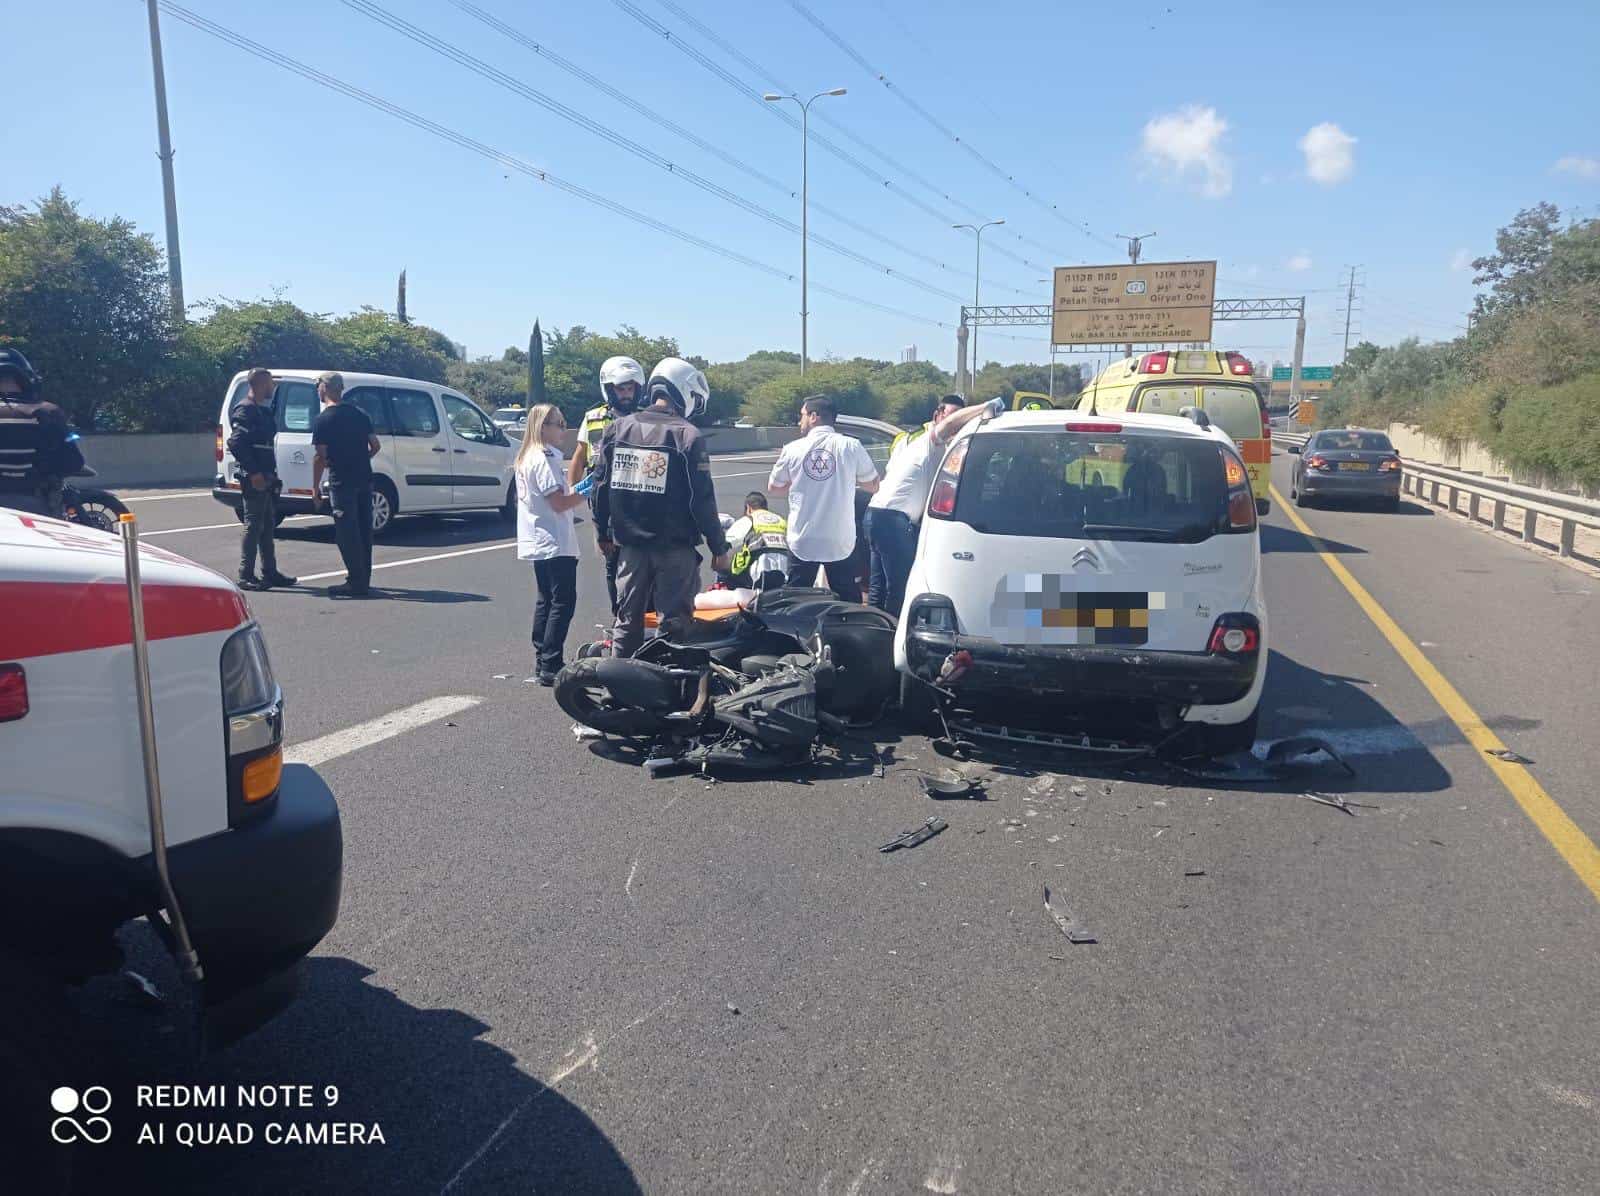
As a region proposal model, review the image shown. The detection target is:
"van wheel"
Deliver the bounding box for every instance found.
[1199,708,1259,757]
[371,480,398,537]
[898,671,938,731]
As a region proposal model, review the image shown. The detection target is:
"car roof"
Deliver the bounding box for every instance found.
[973,409,1227,441]
[226,368,462,391]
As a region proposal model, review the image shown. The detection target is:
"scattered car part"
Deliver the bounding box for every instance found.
[916,773,986,801]
[880,817,949,853]
[1263,736,1356,776]
[1487,747,1533,765]
[1043,884,1097,944]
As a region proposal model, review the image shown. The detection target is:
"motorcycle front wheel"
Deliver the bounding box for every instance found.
[67,488,129,533]
[553,657,683,737]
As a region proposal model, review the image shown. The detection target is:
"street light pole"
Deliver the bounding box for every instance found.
[954,219,1004,387]
[145,0,185,322]
[765,88,847,375]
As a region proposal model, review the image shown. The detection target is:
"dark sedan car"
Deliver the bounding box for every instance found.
[1289,428,1403,510]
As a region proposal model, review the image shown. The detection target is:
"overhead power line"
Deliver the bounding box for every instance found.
[610,0,1058,280]
[341,0,966,304]
[649,0,1075,268]
[447,0,1030,299]
[784,0,1120,253]
[155,2,958,334]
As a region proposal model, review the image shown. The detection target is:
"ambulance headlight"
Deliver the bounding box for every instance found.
[221,624,276,715]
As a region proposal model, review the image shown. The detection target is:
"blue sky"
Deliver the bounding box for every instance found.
[10,0,1599,374]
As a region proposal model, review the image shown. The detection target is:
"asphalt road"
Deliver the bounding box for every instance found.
[70,448,1600,1194]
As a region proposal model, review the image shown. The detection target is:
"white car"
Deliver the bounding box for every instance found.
[213,370,518,535]
[894,409,1268,754]
[491,406,529,434]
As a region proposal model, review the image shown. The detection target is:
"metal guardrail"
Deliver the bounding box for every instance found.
[1275,431,1600,558]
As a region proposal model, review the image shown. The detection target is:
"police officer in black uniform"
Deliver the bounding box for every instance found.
[0,348,83,519]
[227,367,297,590]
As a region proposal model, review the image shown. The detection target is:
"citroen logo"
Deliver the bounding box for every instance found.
[1072,548,1101,570]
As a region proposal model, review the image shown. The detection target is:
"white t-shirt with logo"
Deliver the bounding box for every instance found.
[869,426,945,520]
[769,425,878,563]
[516,445,580,561]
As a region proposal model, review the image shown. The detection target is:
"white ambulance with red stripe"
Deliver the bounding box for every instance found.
[0,509,342,1091]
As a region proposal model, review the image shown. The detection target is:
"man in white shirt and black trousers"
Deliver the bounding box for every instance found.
[866,394,1000,615]
[767,395,879,603]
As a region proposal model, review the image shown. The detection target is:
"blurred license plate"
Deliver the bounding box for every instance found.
[1341,462,1371,471]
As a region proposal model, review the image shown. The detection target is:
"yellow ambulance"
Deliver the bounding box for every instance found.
[1072,350,1272,513]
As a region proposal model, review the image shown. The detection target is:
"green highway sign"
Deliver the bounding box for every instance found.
[1272,365,1334,381]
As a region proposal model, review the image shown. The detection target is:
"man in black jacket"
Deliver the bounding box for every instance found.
[227,367,296,590]
[0,348,83,518]
[592,357,730,657]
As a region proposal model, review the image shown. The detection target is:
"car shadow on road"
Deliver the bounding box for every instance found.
[1259,523,1366,554]
[125,956,641,1195]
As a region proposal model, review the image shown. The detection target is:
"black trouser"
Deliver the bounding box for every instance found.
[330,479,374,593]
[239,478,279,579]
[865,507,917,616]
[532,555,579,674]
[603,544,620,616]
[788,557,862,604]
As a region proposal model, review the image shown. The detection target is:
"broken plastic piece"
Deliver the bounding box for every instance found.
[917,774,985,801]
[1043,885,1097,945]
[571,722,603,741]
[1263,736,1357,777]
[118,969,165,1010]
[1184,868,1206,877]
[880,816,949,853]
[932,736,976,760]
[1487,748,1533,765]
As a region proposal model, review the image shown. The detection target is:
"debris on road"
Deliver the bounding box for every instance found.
[1263,736,1357,777]
[1305,791,1377,816]
[917,773,986,801]
[572,722,603,741]
[1043,885,1097,945]
[1487,747,1534,765]
[880,817,949,853]
[725,1002,741,1016]
[1070,783,1088,797]
[1184,868,1207,877]
[118,969,165,1011]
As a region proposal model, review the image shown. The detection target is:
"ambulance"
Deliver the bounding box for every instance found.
[1072,350,1273,514]
[0,509,342,1132]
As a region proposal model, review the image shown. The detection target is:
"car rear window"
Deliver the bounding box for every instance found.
[1314,430,1393,452]
[952,431,1234,543]
[1137,382,1262,445]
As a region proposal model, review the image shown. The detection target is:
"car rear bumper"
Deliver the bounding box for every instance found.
[1299,469,1401,497]
[903,628,1259,708]
[161,763,342,1023]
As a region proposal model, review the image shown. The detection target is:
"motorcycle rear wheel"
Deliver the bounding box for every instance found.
[553,657,682,737]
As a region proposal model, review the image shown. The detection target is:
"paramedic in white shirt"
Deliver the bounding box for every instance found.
[767,395,879,602]
[866,395,1001,614]
[514,404,587,686]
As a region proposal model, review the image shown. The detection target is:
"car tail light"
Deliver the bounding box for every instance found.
[927,440,969,519]
[0,663,27,722]
[215,424,225,463]
[1228,490,1255,529]
[1207,615,1261,655]
[1259,402,1271,442]
[1305,454,1329,470]
[908,596,959,632]
[1221,451,1248,489]
[1066,422,1120,433]
[1138,352,1170,374]
[1225,351,1253,376]
[1379,457,1401,472]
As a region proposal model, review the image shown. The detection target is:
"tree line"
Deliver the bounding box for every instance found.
[1321,203,1600,489]
[0,188,1082,435]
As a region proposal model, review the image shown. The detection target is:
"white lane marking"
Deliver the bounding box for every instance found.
[625,857,640,898]
[123,490,213,502]
[298,540,517,583]
[284,695,481,767]
[441,1095,540,1194]
[1538,1080,1595,1111]
[143,515,318,537]
[548,1032,601,1086]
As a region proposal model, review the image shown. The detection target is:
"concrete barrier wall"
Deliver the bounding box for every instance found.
[82,427,803,488]
[1386,423,1598,499]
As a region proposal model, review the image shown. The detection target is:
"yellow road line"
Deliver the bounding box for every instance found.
[1270,484,1600,902]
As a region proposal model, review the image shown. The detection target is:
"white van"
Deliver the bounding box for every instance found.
[212,370,517,535]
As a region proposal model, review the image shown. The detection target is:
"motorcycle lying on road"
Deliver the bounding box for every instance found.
[554,588,899,775]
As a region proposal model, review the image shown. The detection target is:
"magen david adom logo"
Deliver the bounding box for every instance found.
[50,1085,112,1144]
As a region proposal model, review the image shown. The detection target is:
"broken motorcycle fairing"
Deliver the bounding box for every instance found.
[555,588,898,771]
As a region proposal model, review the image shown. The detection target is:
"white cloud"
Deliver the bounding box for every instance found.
[1286,253,1313,272]
[1141,105,1233,198]
[1299,122,1357,186]
[1450,248,1474,273]
[1554,155,1600,178]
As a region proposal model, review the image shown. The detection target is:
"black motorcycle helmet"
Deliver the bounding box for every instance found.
[0,347,41,402]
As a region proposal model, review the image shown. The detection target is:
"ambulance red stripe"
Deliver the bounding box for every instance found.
[0,581,250,660]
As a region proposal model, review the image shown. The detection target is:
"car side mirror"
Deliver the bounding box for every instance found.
[1287,443,1301,454]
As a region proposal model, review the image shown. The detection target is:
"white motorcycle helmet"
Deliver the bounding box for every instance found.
[647,357,710,421]
[598,355,646,413]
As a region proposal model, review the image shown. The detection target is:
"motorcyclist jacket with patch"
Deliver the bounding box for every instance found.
[728,509,788,578]
[0,399,82,493]
[227,398,279,478]
[592,409,730,555]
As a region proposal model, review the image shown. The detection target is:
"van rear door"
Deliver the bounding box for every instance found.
[919,428,1258,653]
[1134,381,1270,505]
